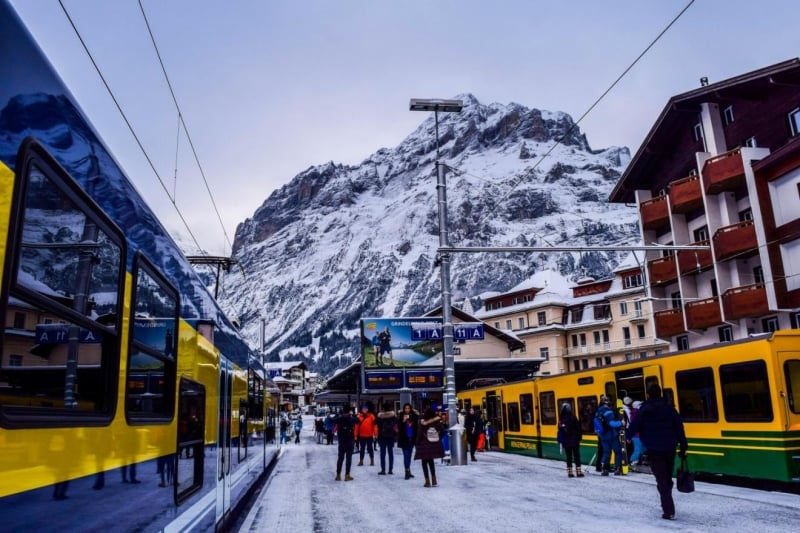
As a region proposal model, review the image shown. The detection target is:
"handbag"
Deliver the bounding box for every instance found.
[676,456,695,493]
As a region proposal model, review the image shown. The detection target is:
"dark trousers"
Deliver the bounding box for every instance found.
[401,445,414,471]
[467,435,479,459]
[564,445,581,468]
[337,441,354,475]
[421,458,436,479]
[378,437,394,472]
[595,440,603,470]
[358,437,374,460]
[648,450,677,516]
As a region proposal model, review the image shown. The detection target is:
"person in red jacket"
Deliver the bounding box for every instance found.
[355,404,377,466]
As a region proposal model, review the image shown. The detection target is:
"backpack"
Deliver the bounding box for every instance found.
[380,417,397,439]
[426,425,440,443]
[594,408,609,435]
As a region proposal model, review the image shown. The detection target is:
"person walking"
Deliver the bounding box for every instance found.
[293,416,303,444]
[333,405,359,481]
[626,384,688,521]
[596,395,624,475]
[376,402,398,475]
[557,402,583,478]
[356,404,377,466]
[464,406,483,461]
[397,403,419,480]
[628,400,647,467]
[414,407,444,487]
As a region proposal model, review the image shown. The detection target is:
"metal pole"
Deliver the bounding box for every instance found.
[433,111,462,465]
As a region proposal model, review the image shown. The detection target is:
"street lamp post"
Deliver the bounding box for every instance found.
[409,97,464,465]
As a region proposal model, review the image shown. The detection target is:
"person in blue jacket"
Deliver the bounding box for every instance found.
[596,395,624,476]
[627,384,688,521]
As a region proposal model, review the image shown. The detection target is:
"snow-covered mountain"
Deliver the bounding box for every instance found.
[221,94,639,374]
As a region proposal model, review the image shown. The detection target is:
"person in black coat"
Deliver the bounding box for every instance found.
[397,403,419,480]
[333,405,359,481]
[464,406,483,461]
[557,402,583,477]
[414,408,444,487]
[627,384,688,520]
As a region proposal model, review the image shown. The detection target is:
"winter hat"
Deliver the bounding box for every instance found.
[561,402,572,413]
[632,401,642,409]
[623,396,633,406]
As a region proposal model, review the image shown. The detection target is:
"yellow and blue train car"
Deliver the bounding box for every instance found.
[0,2,273,530]
[459,331,800,486]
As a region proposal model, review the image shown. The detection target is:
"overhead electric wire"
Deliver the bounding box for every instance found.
[473,0,697,229]
[57,0,204,254]
[138,0,234,255]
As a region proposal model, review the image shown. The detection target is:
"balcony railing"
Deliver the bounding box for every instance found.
[685,296,722,329]
[648,255,678,286]
[713,220,757,261]
[640,196,669,231]
[702,149,745,194]
[669,175,703,213]
[677,240,713,273]
[654,308,685,337]
[722,283,769,320]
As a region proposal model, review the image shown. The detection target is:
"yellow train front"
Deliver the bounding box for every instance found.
[0,2,274,530]
[459,332,800,486]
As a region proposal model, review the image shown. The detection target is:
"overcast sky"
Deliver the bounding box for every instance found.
[9,0,799,256]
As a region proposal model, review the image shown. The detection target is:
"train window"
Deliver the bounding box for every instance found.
[539,391,556,425]
[578,396,598,434]
[784,360,800,414]
[520,393,534,424]
[506,402,521,432]
[1,141,125,426]
[720,361,773,422]
[557,398,575,420]
[126,253,178,421]
[675,368,719,422]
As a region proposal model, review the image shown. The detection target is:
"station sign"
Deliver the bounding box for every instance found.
[453,322,484,340]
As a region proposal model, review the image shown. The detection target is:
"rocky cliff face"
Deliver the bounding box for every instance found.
[221,94,638,375]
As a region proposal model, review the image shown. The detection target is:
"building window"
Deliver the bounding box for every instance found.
[595,357,603,367]
[494,322,500,329]
[604,356,611,365]
[762,317,779,333]
[789,108,800,136]
[739,208,753,222]
[633,300,643,318]
[622,327,631,346]
[13,312,26,329]
[593,331,601,345]
[639,351,647,359]
[624,352,633,361]
[718,326,733,343]
[744,136,757,148]
[581,359,588,370]
[512,297,519,305]
[753,266,764,284]
[671,292,682,309]
[573,360,580,372]
[637,324,646,339]
[619,301,628,316]
[505,319,512,330]
[677,335,690,351]
[623,273,643,289]
[602,330,609,345]
[537,311,546,326]
[520,343,527,353]
[540,347,549,361]
[723,105,735,125]
[9,355,23,367]
[518,317,526,329]
[693,226,709,242]
[579,333,587,347]
[654,349,663,356]
[692,122,703,142]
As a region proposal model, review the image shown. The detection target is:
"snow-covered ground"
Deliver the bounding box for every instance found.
[235,416,800,532]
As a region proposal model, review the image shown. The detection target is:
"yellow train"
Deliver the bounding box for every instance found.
[0,2,272,530]
[459,330,800,485]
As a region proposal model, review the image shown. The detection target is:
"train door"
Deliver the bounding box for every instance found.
[176,378,205,504]
[485,391,502,448]
[778,351,800,431]
[216,361,233,524]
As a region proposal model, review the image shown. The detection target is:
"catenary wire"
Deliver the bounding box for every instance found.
[57,0,205,254]
[472,0,696,229]
[138,0,234,255]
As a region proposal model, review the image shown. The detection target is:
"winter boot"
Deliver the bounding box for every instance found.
[344,474,354,481]
[601,464,610,476]
[358,460,364,466]
[424,476,431,488]
[370,458,374,466]
[614,467,622,476]
[567,466,574,478]
[335,474,341,481]
[405,469,411,480]
[576,466,584,477]
[431,475,438,487]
